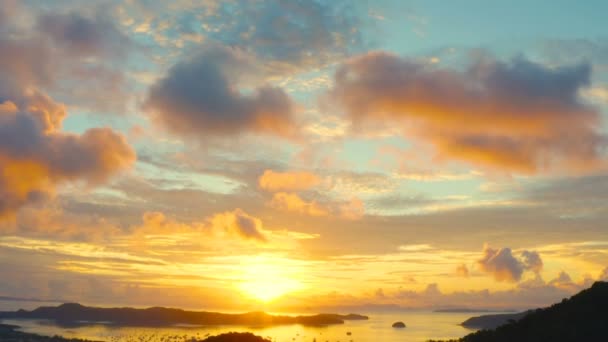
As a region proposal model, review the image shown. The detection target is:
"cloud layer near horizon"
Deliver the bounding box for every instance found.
[326,52,607,174]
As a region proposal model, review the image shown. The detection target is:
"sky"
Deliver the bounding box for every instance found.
[0,0,607,312]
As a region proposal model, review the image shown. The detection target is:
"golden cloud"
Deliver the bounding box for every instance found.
[0,97,135,218]
[258,170,321,192]
[326,52,607,174]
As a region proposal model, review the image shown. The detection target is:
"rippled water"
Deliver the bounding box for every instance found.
[0,301,489,342]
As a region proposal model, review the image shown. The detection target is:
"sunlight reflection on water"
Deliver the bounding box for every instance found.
[1,313,487,342]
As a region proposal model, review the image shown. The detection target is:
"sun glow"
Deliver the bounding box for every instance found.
[238,256,305,302]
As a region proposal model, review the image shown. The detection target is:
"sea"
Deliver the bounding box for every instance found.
[0,300,496,342]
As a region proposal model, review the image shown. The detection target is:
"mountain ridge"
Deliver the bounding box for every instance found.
[0,303,368,327]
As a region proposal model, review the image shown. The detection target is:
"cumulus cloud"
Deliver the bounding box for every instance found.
[1,90,66,133]
[207,208,267,242]
[477,246,524,282]
[326,52,607,174]
[477,245,544,282]
[521,250,544,274]
[456,263,470,277]
[258,170,321,192]
[144,46,296,138]
[545,270,592,292]
[0,9,136,218]
[0,99,135,218]
[599,267,608,281]
[549,271,573,286]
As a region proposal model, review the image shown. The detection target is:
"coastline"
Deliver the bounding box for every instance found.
[0,303,368,327]
[0,323,99,342]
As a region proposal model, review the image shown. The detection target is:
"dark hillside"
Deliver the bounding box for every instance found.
[432,281,608,342]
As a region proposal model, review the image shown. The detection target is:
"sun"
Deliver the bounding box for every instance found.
[240,277,303,302]
[238,257,304,302]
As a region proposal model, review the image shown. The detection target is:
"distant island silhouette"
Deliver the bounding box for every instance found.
[3,282,608,342]
[431,281,608,342]
[460,311,531,329]
[0,303,368,327]
[200,332,270,342]
[433,308,516,314]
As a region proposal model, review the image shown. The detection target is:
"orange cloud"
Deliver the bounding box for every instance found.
[270,192,328,217]
[258,170,321,192]
[0,14,135,218]
[1,205,121,240]
[326,52,607,174]
[258,170,365,219]
[456,263,470,278]
[339,197,365,220]
[269,192,364,219]
[207,208,267,242]
[548,271,580,291]
[21,90,66,133]
[0,97,135,218]
[136,211,203,235]
[135,209,268,242]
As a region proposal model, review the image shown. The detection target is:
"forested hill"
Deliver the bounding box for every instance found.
[433,281,608,342]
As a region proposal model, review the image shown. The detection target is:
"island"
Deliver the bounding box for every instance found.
[392,321,406,328]
[434,308,518,314]
[460,311,530,329]
[0,303,368,327]
[201,332,271,342]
